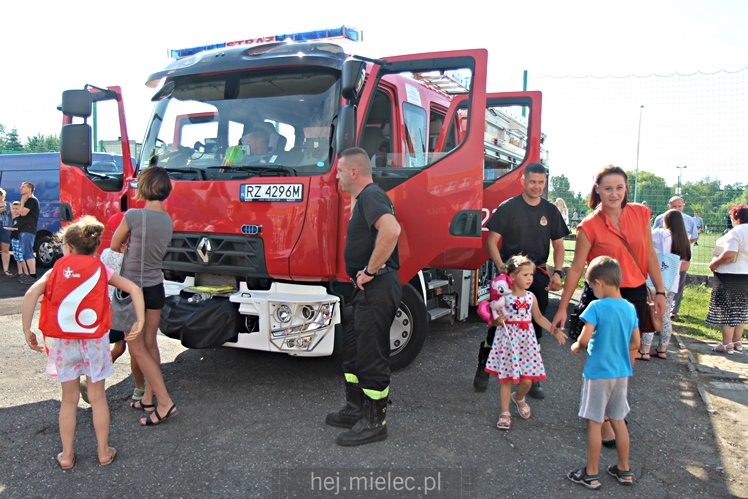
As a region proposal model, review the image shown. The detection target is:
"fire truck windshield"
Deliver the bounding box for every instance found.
[139,69,340,179]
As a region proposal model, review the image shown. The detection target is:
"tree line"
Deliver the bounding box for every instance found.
[549,171,747,233]
[0,124,60,154]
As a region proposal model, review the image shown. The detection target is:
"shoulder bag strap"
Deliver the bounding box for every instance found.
[596,210,646,279]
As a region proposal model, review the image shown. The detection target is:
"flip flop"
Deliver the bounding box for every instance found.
[141,404,178,426]
[99,447,117,466]
[56,452,76,471]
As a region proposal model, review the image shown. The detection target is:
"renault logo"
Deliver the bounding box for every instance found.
[196,237,213,263]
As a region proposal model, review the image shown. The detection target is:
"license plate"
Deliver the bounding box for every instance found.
[240,183,303,202]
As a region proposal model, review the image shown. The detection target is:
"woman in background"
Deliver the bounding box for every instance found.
[640,210,691,359]
[555,198,570,227]
[708,204,748,354]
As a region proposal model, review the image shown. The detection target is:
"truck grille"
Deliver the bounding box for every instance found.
[162,234,267,277]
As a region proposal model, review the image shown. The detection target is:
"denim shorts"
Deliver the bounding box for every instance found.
[19,232,35,261]
[0,227,10,245]
[11,238,24,262]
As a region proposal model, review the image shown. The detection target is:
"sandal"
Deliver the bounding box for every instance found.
[654,348,667,359]
[732,341,744,352]
[635,350,650,361]
[712,343,734,355]
[3,270,14,277]
[607,464,634,486]
[56,452,76,471]
[141,404,178,426]
[130,400,156,413]
[99,447,117,466]
[511,392,531,419]
[567,467,601,490]
[496,412,511,431]
[602,418,616,448]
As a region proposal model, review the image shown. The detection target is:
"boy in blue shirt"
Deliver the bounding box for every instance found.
[568,256,640,490]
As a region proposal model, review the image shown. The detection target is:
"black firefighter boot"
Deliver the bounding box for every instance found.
[473,341,492,392]
[336,396,388,446]
[326,382,364,429]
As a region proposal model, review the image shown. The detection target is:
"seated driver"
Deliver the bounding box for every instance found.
[239,127,270,157]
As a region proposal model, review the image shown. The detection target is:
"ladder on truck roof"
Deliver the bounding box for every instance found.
[412,72,469,95]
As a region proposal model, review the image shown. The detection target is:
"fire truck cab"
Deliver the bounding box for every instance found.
[58,27,542,369]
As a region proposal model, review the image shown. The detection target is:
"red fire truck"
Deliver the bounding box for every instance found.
[58,26,543,369]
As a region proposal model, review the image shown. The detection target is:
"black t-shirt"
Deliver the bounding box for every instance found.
[486,195,570,265]
[344,183,400,278]
[18,196,39,234]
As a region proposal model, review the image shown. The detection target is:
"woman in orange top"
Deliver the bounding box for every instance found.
[551,165,667,449]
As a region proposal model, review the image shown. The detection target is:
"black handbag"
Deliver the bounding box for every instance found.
[567,281,597,340]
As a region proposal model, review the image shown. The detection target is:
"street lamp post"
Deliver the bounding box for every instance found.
[676,165,687,195]
[634,105,644,203]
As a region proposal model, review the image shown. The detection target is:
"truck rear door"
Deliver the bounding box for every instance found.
[429,91,543,270]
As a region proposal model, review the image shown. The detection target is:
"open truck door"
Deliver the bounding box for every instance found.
[344,49,490,283]
[429,90,543,270]
[59,86,135,251]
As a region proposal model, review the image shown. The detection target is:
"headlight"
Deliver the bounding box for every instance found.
[275,304,292,323]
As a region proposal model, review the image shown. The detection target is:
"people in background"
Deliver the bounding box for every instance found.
[707,204,748,354]
[555,198,570,227]
[652,196,698,321]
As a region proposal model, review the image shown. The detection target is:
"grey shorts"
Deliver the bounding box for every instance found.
[578,377,630,423]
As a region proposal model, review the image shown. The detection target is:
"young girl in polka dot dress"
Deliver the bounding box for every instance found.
[485,255,567,430]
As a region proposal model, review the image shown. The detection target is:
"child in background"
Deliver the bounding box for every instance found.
[484,255,567,430]
[568,256,639,490]
[80,212,130,404]
[21,216,145,470]
[9,202,31,279]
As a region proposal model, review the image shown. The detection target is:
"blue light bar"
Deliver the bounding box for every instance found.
[168,25,363,59]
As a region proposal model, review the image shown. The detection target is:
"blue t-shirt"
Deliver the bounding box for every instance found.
[579,297,637,379]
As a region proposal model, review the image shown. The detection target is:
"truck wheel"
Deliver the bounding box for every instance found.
[389,283,429,370]
[35,236,58,268]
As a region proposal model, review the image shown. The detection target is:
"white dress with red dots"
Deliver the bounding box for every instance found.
[484,291,547,384]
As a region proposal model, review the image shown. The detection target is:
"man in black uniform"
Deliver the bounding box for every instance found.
[473,162,569,398]
[326,147,402,446]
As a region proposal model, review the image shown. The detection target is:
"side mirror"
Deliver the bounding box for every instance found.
[341,60,366,104]
[61,90,93,118]
[60,124,92,167]
[335,104,357,155]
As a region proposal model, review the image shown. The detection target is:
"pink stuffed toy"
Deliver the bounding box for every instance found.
[477,273,514,325]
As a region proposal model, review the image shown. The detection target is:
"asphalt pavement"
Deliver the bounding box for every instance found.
[0,272,746,498]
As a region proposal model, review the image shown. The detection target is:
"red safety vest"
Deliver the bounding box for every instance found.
[39,254,112,340]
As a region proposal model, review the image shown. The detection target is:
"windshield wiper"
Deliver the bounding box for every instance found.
[207,165,297,176]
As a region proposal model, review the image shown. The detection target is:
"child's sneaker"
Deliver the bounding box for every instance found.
[132,386,145,401]
[79,379,89,404]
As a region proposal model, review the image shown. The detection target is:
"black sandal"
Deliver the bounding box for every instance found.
[130,400,156,413]
[567,467,601,490]
[607,464,634,486]
[141,404,178,426]
[3,270,14,277]
[635,350,650,361]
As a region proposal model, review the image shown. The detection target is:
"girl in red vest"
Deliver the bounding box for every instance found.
[21,216,145,470]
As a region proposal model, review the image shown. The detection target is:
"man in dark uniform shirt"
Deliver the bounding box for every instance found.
[326,147,402,446]
[474,162,570,398]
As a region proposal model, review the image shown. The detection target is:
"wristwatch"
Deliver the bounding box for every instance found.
[362,266,376,277]
[655,291,667,296]
[553,269,565,278]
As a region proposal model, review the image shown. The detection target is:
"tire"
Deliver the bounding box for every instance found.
[389,283,429,370]
[35,235,58,268]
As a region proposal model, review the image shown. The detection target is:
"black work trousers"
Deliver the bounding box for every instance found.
[341,272,402,394]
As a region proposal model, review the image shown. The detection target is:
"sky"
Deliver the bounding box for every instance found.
[2,0,747,192]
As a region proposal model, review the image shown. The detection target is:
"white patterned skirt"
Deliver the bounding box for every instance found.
[706,272,748,327]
